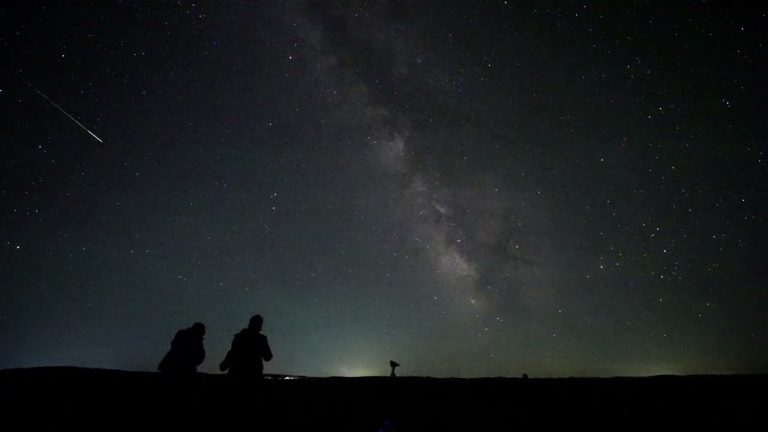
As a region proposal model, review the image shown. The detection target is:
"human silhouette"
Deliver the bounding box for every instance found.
[220,314,273,378]
[158,322,206,373]
[389,360,400,377]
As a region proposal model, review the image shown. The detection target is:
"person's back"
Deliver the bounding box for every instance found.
[159,322,206,373]
[229,328,271,375]
[178,326,205,370]
[220,315,272,377]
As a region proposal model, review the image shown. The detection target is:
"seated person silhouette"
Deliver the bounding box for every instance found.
[158,322,206,373]
[220,314,273,378]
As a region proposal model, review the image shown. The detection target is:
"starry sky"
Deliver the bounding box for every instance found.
[1,1,766,377]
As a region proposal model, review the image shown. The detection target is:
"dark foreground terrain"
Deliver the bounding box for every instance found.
[1,367,765,430]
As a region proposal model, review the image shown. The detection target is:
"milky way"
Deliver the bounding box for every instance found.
[1,2,766,377]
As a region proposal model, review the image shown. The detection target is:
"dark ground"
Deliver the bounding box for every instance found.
[0,367,765,430]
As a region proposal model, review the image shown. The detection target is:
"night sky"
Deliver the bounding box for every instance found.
[1,1,766,377]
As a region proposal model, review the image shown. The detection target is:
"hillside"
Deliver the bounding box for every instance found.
[1,367,764,429]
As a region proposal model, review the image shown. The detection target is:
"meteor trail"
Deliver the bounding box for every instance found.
[25,80,103,143]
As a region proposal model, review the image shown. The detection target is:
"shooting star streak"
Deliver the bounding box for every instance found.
[25,80,103,143]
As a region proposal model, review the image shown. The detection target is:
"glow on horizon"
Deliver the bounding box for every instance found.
[334,363,381,377]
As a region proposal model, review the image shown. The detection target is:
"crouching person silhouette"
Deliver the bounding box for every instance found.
[220,314,273,378]
[158,322,206,373]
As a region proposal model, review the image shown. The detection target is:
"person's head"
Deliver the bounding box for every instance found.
[248,314,263,331]
[191,322,206,336]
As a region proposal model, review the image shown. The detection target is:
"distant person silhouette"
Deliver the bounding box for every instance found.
[158,322,206,373]
[220,314,273,378]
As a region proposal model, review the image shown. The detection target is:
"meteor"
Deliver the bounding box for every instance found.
[24,80,103,143]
